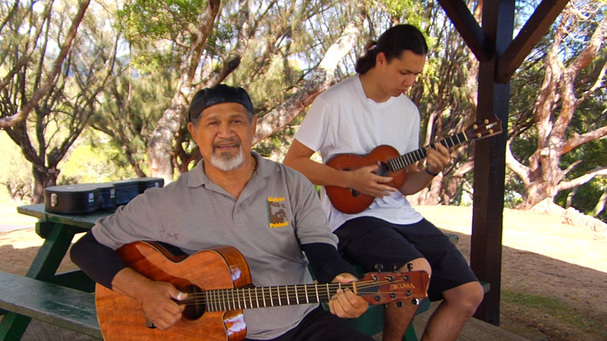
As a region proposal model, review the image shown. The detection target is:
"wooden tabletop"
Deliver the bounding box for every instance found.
[17,204,114,230]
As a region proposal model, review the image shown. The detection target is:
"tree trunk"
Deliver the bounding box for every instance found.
[31,165,59,204]
[509,5,607,209]
[145,0,221,182]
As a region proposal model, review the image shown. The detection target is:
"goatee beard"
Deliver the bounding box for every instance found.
[210,146,245,171]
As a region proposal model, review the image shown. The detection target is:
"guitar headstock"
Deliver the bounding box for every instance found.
[463,115,502,141]
[357,271,429,305]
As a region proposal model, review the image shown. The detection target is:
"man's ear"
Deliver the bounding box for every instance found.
[376,51,387,66]
[251,116,258,135]
[187,122,197,140]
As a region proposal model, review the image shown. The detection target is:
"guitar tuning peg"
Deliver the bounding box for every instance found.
[374,264,384,272]
[412,298,420,306]
[393,264,399,272]
[407,263,413,271]
[396,301,404,308]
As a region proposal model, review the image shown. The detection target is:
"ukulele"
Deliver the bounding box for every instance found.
[325,116,502,213]
[95,241,429,341]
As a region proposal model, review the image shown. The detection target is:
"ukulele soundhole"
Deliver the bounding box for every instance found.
[374,162,390,177]
[181,284,205,320]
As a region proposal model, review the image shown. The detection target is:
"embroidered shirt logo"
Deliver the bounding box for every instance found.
[268,197,289,228]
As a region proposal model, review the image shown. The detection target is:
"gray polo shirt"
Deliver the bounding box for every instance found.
[92,153,338,339]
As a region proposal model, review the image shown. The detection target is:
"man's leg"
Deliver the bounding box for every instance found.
[334,217,433,341]
[420,281,484,341]
[382,258,431,341]
[387,219,484,341]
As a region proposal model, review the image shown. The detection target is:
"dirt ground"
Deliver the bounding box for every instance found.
[0,204,606,341]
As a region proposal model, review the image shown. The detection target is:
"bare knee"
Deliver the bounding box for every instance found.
[443,281,485,315]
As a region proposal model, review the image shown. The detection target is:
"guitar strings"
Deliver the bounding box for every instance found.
[175,278,421,309]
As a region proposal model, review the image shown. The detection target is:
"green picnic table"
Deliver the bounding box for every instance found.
[0,204,108,340]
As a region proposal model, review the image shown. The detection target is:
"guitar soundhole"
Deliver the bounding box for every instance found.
[181,284,205,320]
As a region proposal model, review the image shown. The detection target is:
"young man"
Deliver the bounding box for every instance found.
[71,84,373,341]
[284,24,484,341]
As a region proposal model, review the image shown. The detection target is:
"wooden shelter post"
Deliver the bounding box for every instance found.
[469,0,513,325]
[439,0,569,325]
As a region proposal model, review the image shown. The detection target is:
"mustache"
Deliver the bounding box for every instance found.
[213,138,240,149]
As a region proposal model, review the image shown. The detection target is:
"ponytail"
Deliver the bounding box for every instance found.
[355,41,379,74]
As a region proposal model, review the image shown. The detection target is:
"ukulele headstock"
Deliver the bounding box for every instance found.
[464,116,502,141]
[357,271,429,305]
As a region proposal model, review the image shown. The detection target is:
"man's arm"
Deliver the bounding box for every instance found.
[70,232,186,330]
[70,232,126,288]
[284,139,396,198]
[399,143,451,195]
[301,242,368,318]
[301,242,356,283]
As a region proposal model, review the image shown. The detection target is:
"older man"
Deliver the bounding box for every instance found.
[71,84,372,341]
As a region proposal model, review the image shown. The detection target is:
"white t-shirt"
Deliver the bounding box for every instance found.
[294,75,424,231]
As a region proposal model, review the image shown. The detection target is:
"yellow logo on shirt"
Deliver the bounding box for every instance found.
[268,197,289,228]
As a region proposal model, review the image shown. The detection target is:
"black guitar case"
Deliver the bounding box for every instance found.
[44,184,103,214]
[44,178,165,214]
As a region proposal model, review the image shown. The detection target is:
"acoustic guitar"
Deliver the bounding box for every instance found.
[96,241,429,341]
[325,116,502,214]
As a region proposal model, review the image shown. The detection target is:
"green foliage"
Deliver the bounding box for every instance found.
[116,0,205,72]
[58,129,138,184]
[0,132,32,201]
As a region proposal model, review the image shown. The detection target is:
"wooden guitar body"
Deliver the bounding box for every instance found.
[325,145,406,214]
[95,241,429,341]
[95,242,250,341]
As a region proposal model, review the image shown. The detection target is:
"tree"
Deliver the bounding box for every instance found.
[0,0,119,202]
[507,1,607,209]
[112,0,373,181]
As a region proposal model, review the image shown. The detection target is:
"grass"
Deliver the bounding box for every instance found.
[502,290,607,339]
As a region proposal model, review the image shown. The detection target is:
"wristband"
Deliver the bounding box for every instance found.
[425,168,440,177]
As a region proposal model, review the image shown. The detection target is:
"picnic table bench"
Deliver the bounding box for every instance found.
[0,270,101,339]
[0,204,105,340]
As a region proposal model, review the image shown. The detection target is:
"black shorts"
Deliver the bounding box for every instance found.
[244,306,373,341]
[334,216,479,301]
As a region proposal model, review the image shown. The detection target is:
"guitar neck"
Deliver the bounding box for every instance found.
[203,282,351,312]
[388,132,468,172]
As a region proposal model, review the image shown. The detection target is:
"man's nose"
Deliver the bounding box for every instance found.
[404,74,417,87]
[218,122,234,135]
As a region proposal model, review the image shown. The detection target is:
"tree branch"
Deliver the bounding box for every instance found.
[505,139,532,187]
[253,19,362,143]
[0,0,90,128]
[557,167,607,192]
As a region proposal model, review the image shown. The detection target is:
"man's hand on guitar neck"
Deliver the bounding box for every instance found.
[424,143,450,176]
[111,267,187,330]
[346,163,398,198]
[327,273,369,319]
[400,143,451,195]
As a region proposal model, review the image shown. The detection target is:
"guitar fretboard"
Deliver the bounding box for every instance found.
[205,282,347,312]
[387,132,468,172]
